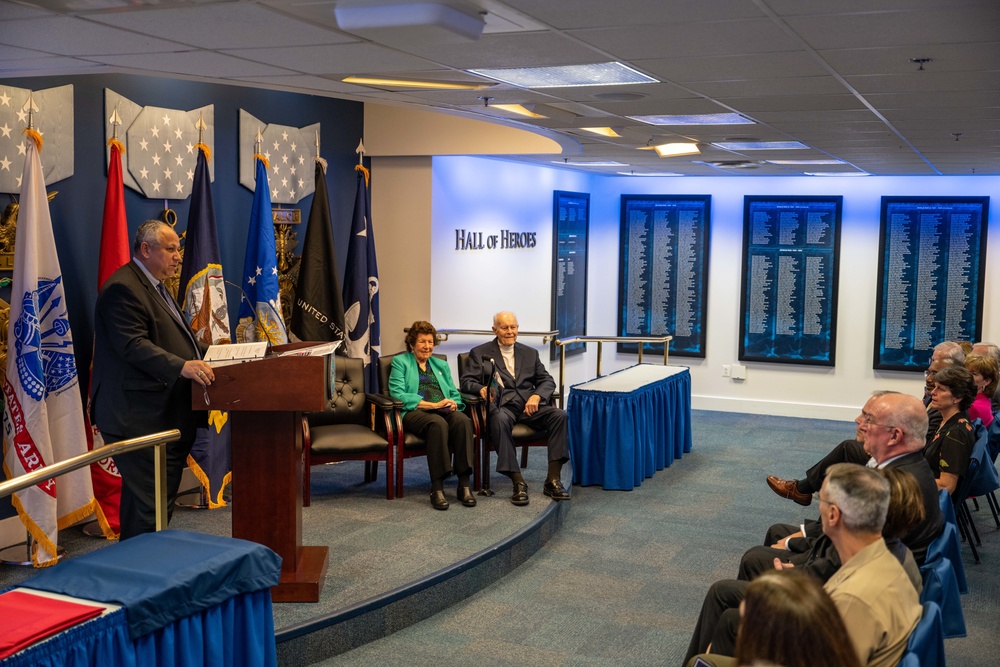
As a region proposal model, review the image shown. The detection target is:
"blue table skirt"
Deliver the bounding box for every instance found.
[2,589,276,667]
[568,367,692,490]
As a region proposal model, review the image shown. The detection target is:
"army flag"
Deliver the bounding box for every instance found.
[237,156,287,345]
[178,147,231,507]
[342,165,380,391]
[290,160,345,344]
[2,131,95,566]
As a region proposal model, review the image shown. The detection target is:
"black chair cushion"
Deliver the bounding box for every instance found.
[310,423,390,455]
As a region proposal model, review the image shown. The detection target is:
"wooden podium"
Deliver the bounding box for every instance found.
[194,342,330,602]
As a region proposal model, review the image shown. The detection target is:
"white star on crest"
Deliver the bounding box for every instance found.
[272,140,280,151]
[272,164,279,175]
[282,131,288,141]
[187,169,194,180]
[15,175,21,188]
[298,155,305,165]
[17,142,26,156]
[298,178,304,189]
[290,142,297,151]
[289,165,296,175]
[139,137,149,151]
[150,126,160,138]
[163,167,173,180]
[152,153,161,165]
[151,179,161,193]
[162,113,171,126]
[175,154,184,166]
[281,177,288,187]
[0,91,10,106]
[187,143,195,154]
[163,141,172,153]
[175,181,185,194]
[174,128,184,140]
[16,110,27,123]
[264,151,271,161]
[281,154,288,164]
[289,189,295,198]
[0,123,11,138]
[271,187,279,198]
[0,156,10,171]
[139,167,149,179]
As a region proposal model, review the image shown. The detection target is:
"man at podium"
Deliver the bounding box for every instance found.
[91,220,216,539]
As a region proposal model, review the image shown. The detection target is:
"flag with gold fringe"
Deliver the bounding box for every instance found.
[2,128,95,566]
[178,145,232,507]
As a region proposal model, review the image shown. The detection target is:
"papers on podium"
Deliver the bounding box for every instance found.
[203,340,341,367]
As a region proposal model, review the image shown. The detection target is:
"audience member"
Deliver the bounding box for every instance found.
[972,342,1000,409]
[963,353,998,426]
[925,366,977,495]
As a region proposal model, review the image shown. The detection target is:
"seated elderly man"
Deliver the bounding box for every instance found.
[687,464,922,667]
[461,311,570,506]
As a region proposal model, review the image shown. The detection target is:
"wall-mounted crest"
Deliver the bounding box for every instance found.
[105,89,214,200]
[0,84,74,194]
[238,110,318,205]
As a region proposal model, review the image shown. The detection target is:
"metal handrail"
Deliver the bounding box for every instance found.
[0,429,181,532]
[555,335,673,398]
[435,328,560,344]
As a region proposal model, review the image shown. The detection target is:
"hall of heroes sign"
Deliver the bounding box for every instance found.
[455,229,537,250]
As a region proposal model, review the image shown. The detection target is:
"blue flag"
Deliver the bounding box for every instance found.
[342,166,380,391]
[238,157,287,344]
[179,148,232,508]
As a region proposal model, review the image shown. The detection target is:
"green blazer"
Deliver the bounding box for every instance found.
[388,352,465,416]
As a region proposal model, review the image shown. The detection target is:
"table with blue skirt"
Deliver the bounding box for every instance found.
[567,364,692,490]
[3,530,281,667]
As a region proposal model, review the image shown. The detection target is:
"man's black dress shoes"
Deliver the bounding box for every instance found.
[457,486,477,507]
[511,481,529,506]
[430,489,449,510]
[543,478,570,500]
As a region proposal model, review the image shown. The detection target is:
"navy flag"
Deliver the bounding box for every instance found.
[290,160,346,344]
[238,156,287,344]
[342,165,380,391]
[178,147,232,508]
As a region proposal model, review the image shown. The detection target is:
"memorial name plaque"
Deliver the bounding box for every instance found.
[552,191,590,360]
[739,196,842,366]
[618,195,711,357]
[874,196,989,371]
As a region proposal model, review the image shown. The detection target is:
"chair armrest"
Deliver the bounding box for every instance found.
[367,393,400,410]
[461,392,482,406]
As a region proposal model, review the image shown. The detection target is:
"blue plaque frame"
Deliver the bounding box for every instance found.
[551,191,590,360]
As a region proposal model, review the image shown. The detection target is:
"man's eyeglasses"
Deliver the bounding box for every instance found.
[860,412,895,430]
[813,492,838,508]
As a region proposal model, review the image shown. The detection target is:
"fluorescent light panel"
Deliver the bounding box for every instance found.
[490,104,547,118]
[628,113,753,126]
[579,127,622,137]
[713,141,809,150]
[654,143,700,157]
[469,62,657,88]
[552,160,629,167]
[342,76,492,90]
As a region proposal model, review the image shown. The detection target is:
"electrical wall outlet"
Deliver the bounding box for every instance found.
[722,365,731,377]
[732,364,747,380]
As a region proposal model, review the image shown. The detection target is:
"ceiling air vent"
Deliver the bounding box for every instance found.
[707,160,760,169]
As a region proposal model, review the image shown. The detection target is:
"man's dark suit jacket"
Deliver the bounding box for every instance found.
[91,261,206,440]
[460,339,556,406]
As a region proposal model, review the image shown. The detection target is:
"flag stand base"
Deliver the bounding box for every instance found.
[176,485,209,510]
[0,539,67,567]
[81,520,109,539]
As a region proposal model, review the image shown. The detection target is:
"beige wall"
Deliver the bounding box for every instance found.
[371,156,433,356]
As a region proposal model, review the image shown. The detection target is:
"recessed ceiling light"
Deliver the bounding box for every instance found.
[342,76,493,90]
[713,141,808,150]
[767,159,845,165]
[579,127,622,137]
[617,171,683,177]
[489,104,547,118]
[805,171,869,177]
[652,143,700,157]
[552,160,629,167]
[469,62,657,88]
[628,113,754,126]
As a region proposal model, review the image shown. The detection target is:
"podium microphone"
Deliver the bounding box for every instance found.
[223,279,272,356]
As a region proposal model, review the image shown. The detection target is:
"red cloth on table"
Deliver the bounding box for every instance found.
[0,589,105,659]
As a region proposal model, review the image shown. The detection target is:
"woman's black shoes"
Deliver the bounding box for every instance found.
[430,489,449,510]
[457,486,477,507]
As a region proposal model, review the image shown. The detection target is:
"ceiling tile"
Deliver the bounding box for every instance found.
[0,16,185,55]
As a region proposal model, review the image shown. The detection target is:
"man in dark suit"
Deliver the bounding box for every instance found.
[461,311,569,506]
[91,220,216,539]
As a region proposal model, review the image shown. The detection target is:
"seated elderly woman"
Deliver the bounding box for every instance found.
[926,366,978,495]
[963,353,998,427]
[388,321,476,511]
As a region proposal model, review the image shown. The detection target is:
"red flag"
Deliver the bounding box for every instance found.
[87,141,129,538]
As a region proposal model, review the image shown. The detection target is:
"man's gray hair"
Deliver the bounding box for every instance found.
[493,311,517,326]
[133,220,170,254]
[825,463,890,534]
[934,341,965,364]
